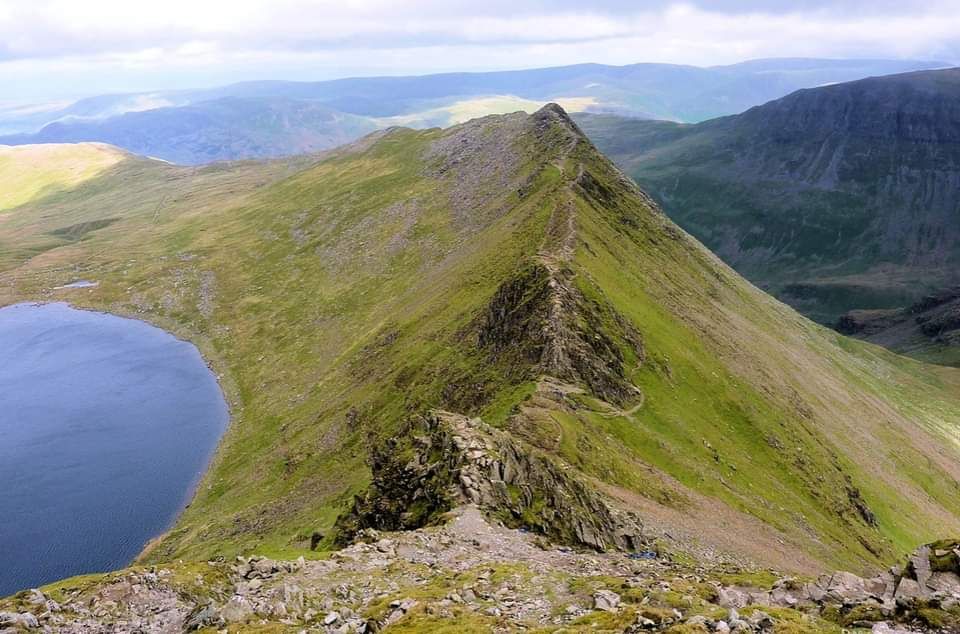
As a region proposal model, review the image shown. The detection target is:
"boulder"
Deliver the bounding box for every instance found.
[324,611,341,625]
[220,596,254,623]
[717,587,750,608]
[909,545,932,589]
[864,573,896,600]
[0,612,38,629]
[184,604,222,631]
[893,577,923,600]
[593,589,621,612]
[823,571,871,603]
[926,571,960,596]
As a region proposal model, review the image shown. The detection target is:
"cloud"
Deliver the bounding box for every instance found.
[0,1,958,100]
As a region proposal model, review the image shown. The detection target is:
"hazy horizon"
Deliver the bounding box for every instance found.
[1,0,958,102]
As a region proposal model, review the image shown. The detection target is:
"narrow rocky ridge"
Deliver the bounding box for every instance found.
[334,105,649,552]
[334,411,645,552]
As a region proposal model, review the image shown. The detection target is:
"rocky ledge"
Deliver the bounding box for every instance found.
[2,510,959,633]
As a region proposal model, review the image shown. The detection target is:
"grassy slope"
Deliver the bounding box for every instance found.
[0,143,126,212]
[1,108,960,578]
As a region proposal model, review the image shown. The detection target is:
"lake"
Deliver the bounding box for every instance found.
[0,302,228,597]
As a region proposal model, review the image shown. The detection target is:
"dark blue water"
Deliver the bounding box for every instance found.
[0,303,228,596]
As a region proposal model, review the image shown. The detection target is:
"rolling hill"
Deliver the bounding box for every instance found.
[2,107,960,629]
[0,143,126,212]
[0,58,946,164]
[577,67,960,335]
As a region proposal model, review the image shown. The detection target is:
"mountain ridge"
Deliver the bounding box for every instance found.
[1,105,959,582]
[0,58,948,164]
[577,67,960,330]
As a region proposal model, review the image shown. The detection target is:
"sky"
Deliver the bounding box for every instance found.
[1,0,959,102]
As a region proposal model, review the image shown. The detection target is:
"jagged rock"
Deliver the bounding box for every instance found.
[686,614,709,628]
[909,545,932,590]
[24,590,45,607]
[749,610,773,631]
[769,586,798,607]
[477,262,645,406]
[324,611,341,625]
[928,571,960,595]
[220,596,254,622]
[717,587,750,608]
[864,572,896,600]
[0,612,38,629]
[593,589,621,612]
[818,571,871,603]
[872,622,916,634]
[184,604,222,631]
[334,411,645,552]
[894,577,923,600]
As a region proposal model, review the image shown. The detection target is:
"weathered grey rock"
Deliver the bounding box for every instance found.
[927,571,960,596]
[0,612,38,629]
[749,610,773,631]
[334,411,645,552]
[717,587,750,608]
[184,604,222,631]
[864,572,896,600]
[593,589,621,612]
[769,586,798,606]
[686,615,709,628]
[220,596,254,623]
[872,622,915,634]
[909,545,932,590]
[24,590,46,607]
[821,571,870,603]
[893,577,923,600]
[324,611,341,625]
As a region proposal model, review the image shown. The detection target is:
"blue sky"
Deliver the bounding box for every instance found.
[1,0,958,101]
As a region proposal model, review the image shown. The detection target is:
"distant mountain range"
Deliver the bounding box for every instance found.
[577,67,960,352]
[0,58,947,164]
[1,98,378,165]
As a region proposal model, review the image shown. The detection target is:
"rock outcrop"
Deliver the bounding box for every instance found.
[838,287,960,365]
[717,540,960,631]
[334,410,645,552]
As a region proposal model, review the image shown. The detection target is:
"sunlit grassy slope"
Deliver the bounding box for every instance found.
[0,143,125,211]
[2,107,960,577]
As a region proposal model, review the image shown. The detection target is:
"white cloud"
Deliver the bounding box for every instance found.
[0,1,957,100]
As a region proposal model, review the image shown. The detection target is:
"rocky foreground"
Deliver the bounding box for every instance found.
[1,506,959,633]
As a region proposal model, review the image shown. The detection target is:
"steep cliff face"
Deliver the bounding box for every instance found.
[838,286,960,367]
[578,68,960,325]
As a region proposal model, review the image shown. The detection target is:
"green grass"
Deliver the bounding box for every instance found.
[0,143,126,211]
[2,108,960,581]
